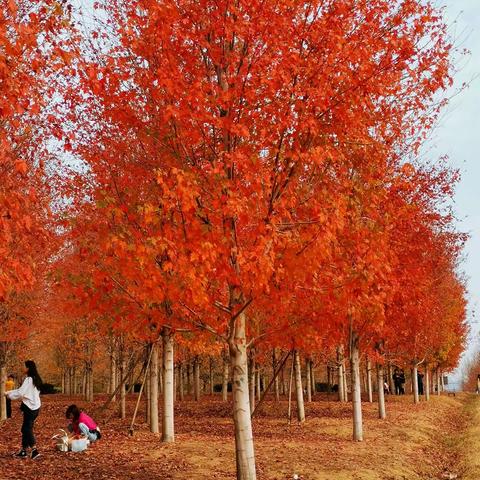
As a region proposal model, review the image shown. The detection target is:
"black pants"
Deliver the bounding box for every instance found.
[20,403,40,449]
[6,397,11,418]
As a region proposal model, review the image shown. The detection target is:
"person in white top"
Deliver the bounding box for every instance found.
[5,360,43,460]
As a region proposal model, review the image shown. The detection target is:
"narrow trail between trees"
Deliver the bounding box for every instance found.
[0,393,479,480]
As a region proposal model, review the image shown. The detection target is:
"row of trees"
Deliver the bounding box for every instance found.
[0,1,468,479]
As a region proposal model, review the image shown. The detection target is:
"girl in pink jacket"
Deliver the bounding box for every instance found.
[66,405,101,442]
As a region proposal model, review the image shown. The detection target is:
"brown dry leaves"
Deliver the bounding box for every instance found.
[0,393,473,480]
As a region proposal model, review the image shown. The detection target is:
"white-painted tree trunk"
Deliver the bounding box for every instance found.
[412,364,419,404]
[305,359,312,403]
[150,342,159,433]
[351,332,363,441]
[248,353,255,414]
[425,364,430,401]
[82,369,87,396]
[0,365,6,421]
[110,352,117,401]
[366,359,373,403]
[255,366,261,402]
[338,363,345,402]
[162,329,174,443]
[376,364,386,419]
[310,360,316,398]
[273,349,280,401]
[178,363,184,401]
[65,369,71,395]
[229,312,256,480]
[193,356,201,401]
[294,351,305,423]
[209,358,214,395]
[159,366,163,395]
[337,346,345,402]
[187,362,192,396]
[387,363,394,395]
[145,362,150,423]
[85,364,94,402]
[72,367,78,395]
[222,358,229,402]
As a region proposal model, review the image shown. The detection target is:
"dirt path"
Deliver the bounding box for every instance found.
[0,393,478,480]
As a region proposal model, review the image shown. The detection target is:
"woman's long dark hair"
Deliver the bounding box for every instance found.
[25,360,43,390]
[66,404,81,422]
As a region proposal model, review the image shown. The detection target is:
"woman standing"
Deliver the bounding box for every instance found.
[5,360,42,459]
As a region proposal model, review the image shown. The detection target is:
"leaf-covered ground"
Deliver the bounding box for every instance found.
[0,392,476,480]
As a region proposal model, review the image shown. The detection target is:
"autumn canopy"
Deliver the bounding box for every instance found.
[0,0,468,479]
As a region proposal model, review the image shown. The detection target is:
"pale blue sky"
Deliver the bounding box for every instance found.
[432,1,480,378]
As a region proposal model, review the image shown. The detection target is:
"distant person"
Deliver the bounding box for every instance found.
[5,374,15,418]
[66,404,101,443]
[399,370,406,395]
[5,360,42,459]
[417,371,424,395]
[383,380,390,395]
[393,368,402,395]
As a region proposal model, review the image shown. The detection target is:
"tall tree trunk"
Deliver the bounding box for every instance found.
[72,367,77,395]
[412,363,419,404]
[193,356,201,401]
[376,364,386,419]
[61,371,65,394]
[351,332,363,441]
[187,361,192,396]
[305,358,312,403]
[425,363,430,401]
[89,364,94,402]
[65,369,70,395]
[82,369,87,396]
[0,365,6,421]
[178,362,184,401]
[145,361,150,424]
[150,342,159,433]
[173,365,177,402]
[162,328,175,443]
[229,312,256,480]
[248,351,255,414]
[366,359,373,403]
[255,365,261,402]
[440,370,445,392]
[158,365,163,396]
[338,349,345,403]
[287,355,294,422]
[436,367,441,395]
[387,362,394,394]
[110,350,117,401]
[294,351,305,423]
[343,360,348,402]
[327,365,332,394]
[273,349,280,402]
[310,360,316,398]
[222,357,229,402]
[209,358,214,395]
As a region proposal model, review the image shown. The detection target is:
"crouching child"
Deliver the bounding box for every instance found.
[65,405,101,443]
